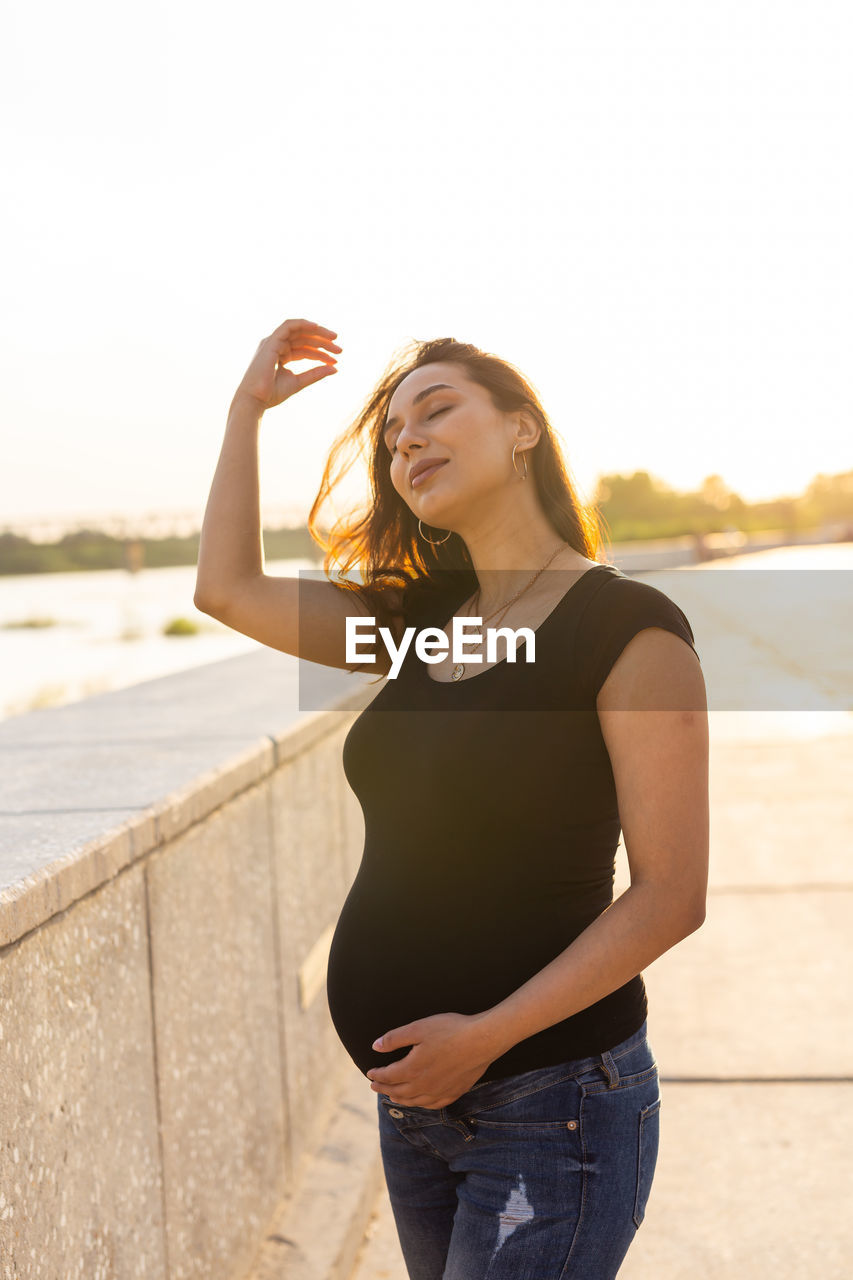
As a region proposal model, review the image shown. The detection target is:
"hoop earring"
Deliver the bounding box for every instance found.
[418,518,453,545]
[512,443,529,480]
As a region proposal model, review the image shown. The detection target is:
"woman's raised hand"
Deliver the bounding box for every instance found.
[233,317,342,412]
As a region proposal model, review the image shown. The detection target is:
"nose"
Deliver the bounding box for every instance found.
[394,421,427,456]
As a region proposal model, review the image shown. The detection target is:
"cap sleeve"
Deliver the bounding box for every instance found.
[576,574,700,700]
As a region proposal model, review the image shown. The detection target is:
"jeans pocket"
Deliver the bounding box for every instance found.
[464,1070,583,1129]
[633,1095,661,1228]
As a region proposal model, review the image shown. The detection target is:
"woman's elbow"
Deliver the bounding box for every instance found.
[683,900,707,935]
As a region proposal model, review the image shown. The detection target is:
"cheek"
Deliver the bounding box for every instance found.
[456,447,504,489]
[388,464,411,504]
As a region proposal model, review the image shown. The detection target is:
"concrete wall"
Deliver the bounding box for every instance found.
[0,650,377,1280]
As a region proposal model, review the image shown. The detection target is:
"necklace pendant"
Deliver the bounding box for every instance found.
[451,662,465,682]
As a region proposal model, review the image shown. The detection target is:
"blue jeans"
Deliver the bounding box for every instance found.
[376,1019,660,1280]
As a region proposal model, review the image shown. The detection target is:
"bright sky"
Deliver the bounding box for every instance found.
[1,1,850,534]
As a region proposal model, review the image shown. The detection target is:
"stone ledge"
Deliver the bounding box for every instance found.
[0,649,378,949]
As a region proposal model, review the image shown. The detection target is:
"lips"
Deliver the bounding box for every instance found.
[410,458,448,488]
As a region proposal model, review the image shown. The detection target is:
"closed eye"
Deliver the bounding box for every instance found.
[389,405,450,454]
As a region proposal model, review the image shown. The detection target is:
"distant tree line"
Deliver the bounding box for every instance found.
[1,469,851,575]
[593,469,852,544]
[0,525,321,576]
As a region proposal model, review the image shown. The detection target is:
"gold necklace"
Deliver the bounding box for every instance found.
[449,542,569,681]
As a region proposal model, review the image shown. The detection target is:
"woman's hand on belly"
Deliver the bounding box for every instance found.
[365,1011,500,1109]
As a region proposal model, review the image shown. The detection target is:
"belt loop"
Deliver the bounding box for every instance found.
[601,1050,620,1089]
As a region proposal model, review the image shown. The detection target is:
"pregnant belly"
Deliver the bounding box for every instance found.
[325,865,601,1076]
[324,873,506,1075]
[326,885,446,1074]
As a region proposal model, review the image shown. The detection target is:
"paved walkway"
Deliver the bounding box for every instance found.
[348,715,853,1278]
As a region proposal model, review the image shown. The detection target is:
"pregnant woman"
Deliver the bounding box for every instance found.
[194,317,709,1280]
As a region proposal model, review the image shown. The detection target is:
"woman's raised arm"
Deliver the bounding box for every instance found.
[193,317,395,673]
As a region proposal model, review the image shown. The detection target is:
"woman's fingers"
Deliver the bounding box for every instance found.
[277,344,339,360]
[273,334,342,359]
[276,335,341,352]
[277,344,339,364]
[270,317,338,340]
[288,363,338,391]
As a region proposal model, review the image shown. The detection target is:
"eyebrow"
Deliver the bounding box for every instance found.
[383,384,457,438]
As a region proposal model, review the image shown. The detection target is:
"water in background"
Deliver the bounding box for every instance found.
[0,557,313,721]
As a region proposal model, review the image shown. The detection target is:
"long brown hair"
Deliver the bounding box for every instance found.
[307,337,608,627]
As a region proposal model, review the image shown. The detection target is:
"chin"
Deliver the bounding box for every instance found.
[417,505,456,529]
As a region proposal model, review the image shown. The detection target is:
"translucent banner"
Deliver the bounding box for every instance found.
[295,566,853,714]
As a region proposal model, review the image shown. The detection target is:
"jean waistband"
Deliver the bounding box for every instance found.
[440,1017,650,1115]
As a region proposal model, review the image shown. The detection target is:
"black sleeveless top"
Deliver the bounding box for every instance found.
[325,563,699,1084]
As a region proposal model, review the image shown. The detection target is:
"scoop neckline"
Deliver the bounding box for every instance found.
[417,562,620,687]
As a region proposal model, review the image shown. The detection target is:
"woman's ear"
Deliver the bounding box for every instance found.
[515,408,541,449]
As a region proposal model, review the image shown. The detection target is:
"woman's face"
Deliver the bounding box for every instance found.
[382,363,527,528]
